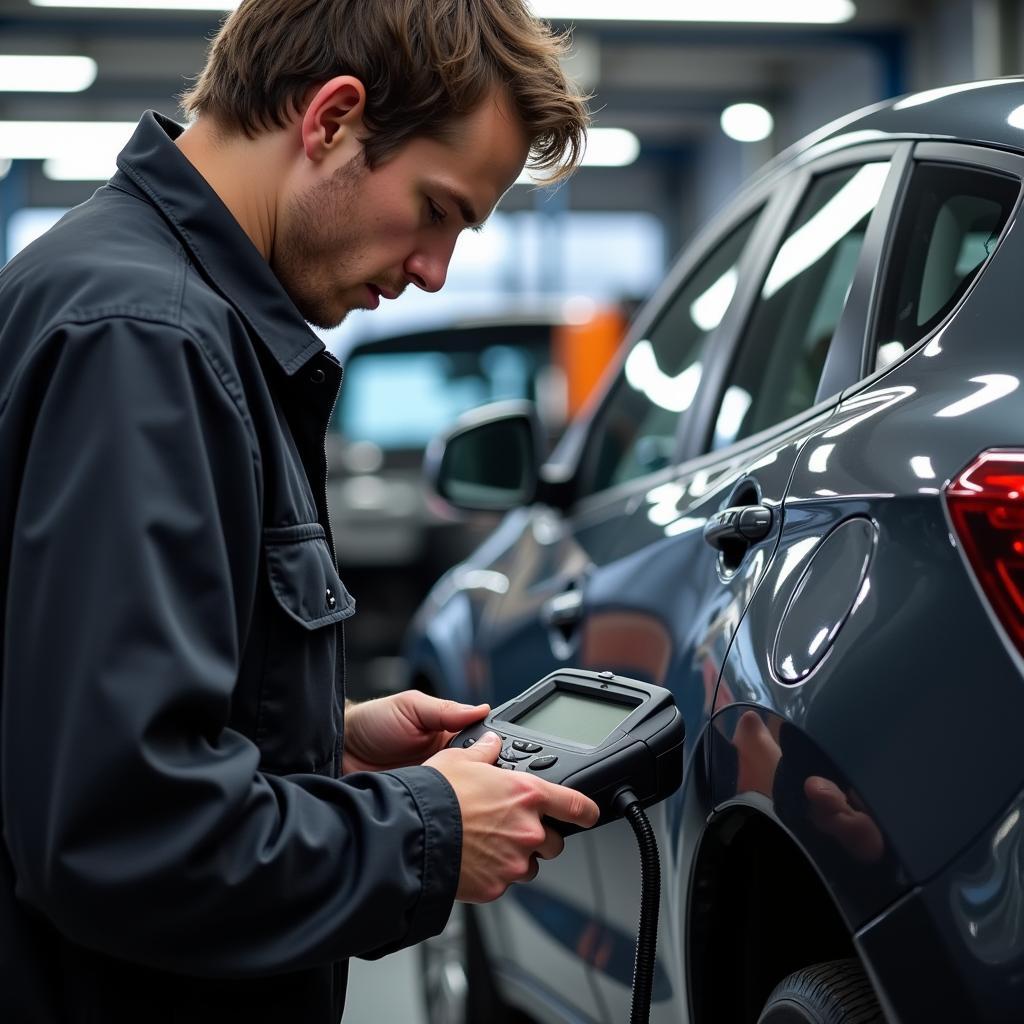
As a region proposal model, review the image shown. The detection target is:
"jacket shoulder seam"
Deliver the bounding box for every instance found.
[1,314,260,472]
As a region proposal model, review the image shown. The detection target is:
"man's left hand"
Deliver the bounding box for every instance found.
[343,692,490,774]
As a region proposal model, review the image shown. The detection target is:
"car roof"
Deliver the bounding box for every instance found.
[756,77,1024,185]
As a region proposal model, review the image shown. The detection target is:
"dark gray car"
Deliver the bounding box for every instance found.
[405,78,1024,1024]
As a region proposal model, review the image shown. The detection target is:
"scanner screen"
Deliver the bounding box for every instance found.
[514,690,635,746]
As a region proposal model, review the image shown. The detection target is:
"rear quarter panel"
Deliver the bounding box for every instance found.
[714,214,1024,921]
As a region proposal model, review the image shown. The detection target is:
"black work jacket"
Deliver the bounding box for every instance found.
[0,112,461,1024]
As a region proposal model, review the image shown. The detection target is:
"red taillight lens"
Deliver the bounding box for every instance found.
[947,450,1024,653]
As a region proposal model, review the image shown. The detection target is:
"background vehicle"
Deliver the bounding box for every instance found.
[408,80,1024,1023]
[328,307,624,698]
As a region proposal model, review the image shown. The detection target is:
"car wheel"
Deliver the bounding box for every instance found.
[421,904,513,1024]
[757,959,883,1023]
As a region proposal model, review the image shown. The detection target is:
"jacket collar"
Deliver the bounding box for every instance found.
[111,111,324,376]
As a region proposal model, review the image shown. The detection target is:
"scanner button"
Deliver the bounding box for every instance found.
[501,746,531,762]
[498,761,516,770]
[462,737,476,748]
[599,671,614,679]
[529,755,558,771]
[512,740,542,753]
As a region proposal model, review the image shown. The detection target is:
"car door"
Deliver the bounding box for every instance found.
[457,180,780,1024]
[473,142,909,1023]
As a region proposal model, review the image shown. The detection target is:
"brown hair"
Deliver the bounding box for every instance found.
[181,0,588,180]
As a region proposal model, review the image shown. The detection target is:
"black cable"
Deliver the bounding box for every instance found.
[612,788,661,1024]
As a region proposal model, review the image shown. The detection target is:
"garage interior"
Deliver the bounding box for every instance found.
[3,2,1024,1022]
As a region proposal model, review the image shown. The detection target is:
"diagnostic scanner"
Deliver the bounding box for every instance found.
[449,669,685,835]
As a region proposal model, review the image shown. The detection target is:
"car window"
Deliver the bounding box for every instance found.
[873,162,1020,371]
[584,213,761,495]
[711,162,891,450]
[335,343,546,449]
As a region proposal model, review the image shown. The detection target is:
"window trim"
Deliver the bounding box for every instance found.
[855,140,1024,390]
[545,164,792,509]
[687,140,909,460]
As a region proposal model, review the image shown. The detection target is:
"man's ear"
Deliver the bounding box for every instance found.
[300,76,367,163]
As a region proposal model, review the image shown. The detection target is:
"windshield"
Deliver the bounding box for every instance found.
[334,342,548,449]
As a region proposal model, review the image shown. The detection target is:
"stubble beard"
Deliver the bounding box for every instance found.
[271,156,367,330]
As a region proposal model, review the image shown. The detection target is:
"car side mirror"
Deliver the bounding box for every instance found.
[425,401,543,512]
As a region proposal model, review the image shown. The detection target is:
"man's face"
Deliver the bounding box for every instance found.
[273,91,530,329]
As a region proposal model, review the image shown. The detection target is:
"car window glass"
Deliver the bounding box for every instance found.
[711,162,891,450]
[874,163,1019,371]
[585,213,761,495]
[335,343,545,449]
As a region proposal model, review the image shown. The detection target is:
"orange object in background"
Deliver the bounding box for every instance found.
[552,305,628,416]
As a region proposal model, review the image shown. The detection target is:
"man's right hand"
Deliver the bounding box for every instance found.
[425,732,600,903]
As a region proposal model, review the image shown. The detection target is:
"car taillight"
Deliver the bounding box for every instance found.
[947,450,1024,655]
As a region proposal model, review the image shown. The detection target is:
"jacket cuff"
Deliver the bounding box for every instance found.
[381,764,462,950]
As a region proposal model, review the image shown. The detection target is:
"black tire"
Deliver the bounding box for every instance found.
[421,904,515,1024]
[757,959,884,1024]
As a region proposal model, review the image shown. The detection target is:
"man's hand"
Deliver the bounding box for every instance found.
[343,691,490,774]
[425,732,600,903]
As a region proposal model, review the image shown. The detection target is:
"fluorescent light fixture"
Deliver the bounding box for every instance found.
[43,154,118,180]
[32,0,235,8]
[517,127,639,184]
[0,120,135,161]
[33,0,857,16]
[721,103,774,143]
[530,0,856,22]
[583,128,640,166]
[0,121,133,180]
[0,55,97,93]
[762,162,889,299]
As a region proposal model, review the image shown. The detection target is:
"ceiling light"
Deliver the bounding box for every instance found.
[517,127,639,184]
[31,0,234,9]
[43,154,119,181]
[32,0,857,19]
[581,128,640,166]
[0,55,97,93]
[530,0,855,23]
[0,122,135,167]
[721,102,774,143]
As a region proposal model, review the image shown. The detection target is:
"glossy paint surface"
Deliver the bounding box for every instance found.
[771,517,875,682]
[858,781,1024,1021]
[407,83,1024,1024]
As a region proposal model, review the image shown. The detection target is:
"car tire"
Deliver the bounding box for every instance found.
[756,959,884,1023]
[421,903,515,1024]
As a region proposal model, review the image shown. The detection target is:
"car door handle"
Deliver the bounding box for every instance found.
[542,588,585,629]
[703,504,774,551]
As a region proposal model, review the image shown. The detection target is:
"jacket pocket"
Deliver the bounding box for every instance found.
[256,523,355,775]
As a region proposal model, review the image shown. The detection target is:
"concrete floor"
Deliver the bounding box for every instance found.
[345,944,428,1024]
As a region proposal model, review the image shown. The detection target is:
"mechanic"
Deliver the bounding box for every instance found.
[0,1,599,1021]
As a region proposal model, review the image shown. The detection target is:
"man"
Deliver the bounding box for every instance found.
[0,1,599,1021]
